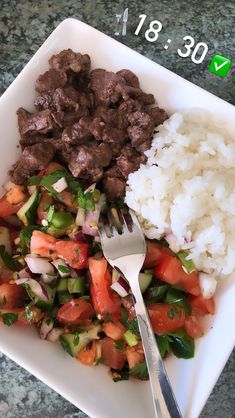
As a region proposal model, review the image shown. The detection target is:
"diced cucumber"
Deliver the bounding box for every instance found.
[57,291,73,304]
[46,224,76,238]
[68,277,85,294]
[124,330,139,347]
[56,279,68,292]
[60,325,101,357]
[139,270,153,293]
[17,190,39,226]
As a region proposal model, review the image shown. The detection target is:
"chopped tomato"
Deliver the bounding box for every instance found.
[0,283,27,308]
[59,190,78,211]
[89,257,122,321]
[0,195,23,217]
[76,341,97,366]
[184,315,204,338]
[37,192,53,222]
[126,343,144,369]
[55,240,88,269]
[144,241,170,268]
[154,253,201,295]
[6,185,26,205]
[30,230,57,258]
[0,307,43,325]
[56,298,94,325]
[103,321,126,341]
[0,267,14,284]
[100,337,126,370]
[148,303,185,335]
[43,161,64,175]
[30,231,88,269]
[188,295,215,316]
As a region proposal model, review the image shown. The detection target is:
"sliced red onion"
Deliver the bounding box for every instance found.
[47,327,64,343]
[40,317,54,340]
[82,204,101,237]
[52,259,70,278]
[111,277,130,297]
[199,272,217,299]
[25,255,54,275]
[41,273,57,284]
[18,278,49,301]
[18,268,32,280]
[74,232,87,243]
[76,207,86,226]
[15,277,29,285]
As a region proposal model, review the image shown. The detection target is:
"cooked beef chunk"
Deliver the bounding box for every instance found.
[89,69,129,105]
[62,121,92,145]
[127,111,155,148]
[116,145,147,178]
[135,139,152,153]
[11,142,56,184]
[53,140,73,165]
[49,49,91,74]
[17,108,64,137]
[69,142,112,179]
[116,69,140,88]
[34,93,53,111]
[138,92,155,105]
[19,134,50,149]
[87,105,128,144]
[35,69,68,93]
[63,108,89,127]
[102,166,126,200]
[146,107,168,126]
[118,98,143,116]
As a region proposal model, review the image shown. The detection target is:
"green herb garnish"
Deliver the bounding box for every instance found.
[115,340,125,352]
[156,335,170,357]
[129,361,148,380]
[46,205,55,222]
[176,250,196,274]
[0,245,21,271]
[1,312,18,326]
[58,264,70,274]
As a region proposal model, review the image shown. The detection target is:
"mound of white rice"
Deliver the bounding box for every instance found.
[125,109,235,277]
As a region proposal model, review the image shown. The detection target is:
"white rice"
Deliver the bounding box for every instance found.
[125,109,235,277]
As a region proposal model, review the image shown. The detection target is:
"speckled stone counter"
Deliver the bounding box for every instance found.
[0,1,234,417]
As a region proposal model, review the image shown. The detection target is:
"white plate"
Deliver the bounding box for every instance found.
[0,18,234,418]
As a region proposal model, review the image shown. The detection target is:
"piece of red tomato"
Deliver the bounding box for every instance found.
[100,336,126,370]
[144,241,170,268]
[184,315,204,338]
[0,307,43,325]
[37,192,53,222]
[0,283,27,308]
[89,257,122,321]
[0,267,14,284]
[56,298,94,325]
[148,303,185,335]
[188,295,215,316]
[154,253,201,295]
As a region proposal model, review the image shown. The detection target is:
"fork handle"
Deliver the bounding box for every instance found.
[133,284,183,418]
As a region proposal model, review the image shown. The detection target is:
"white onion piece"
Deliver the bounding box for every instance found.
[111,277,130,297]
[52,177,68,193]
[52,259,70,278]
[199,272,217,299]
[84,183,96,194]
[47,328,64,342]
[25,255,54,275]
[76,207,86,226]
[18,278,49,301]
[15,277,29,285]
[27,185,37,195]
[165,233,181,253]
[18,268,32,279]
[40,317,54,340]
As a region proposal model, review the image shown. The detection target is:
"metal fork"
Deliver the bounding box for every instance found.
[99,210,183,418]
[115,13,122,36]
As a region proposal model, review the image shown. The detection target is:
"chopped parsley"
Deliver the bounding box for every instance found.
[167,305,183,319]
[46,205,55,222]
[58,264,70,274]
[127,317,140,336]
[115,340,125,352]
[129,361,148,380]
[73,331,80,346]
[156,335,170,358]
[176,250,196,274]
[0,245,21,271]
[28,175,41,185]
[1,312,18,326]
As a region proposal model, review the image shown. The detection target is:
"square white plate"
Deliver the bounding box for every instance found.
[0,18,235,418]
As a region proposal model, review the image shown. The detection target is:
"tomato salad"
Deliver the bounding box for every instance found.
[0,162,215,381]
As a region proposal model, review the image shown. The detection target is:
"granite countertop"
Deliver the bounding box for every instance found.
[0,1,234,417]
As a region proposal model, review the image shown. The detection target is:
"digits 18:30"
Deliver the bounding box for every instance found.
[135,14,209,64]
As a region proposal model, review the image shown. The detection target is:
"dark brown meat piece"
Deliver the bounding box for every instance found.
[118,98,143,116]
[17,108,64,137]
[11,142,56,184]
[88,105,128,144]
[19,134,50,149]
[147,107,168,126]
[102,166,126,201]
[62,120,92,145]
[69,142,112,180]
[116,69,140,88]
[127,111,155,149]
[89,69,129,105]
[49,49,91,74]
[35,69,68,93]
[53,140,74,165]
[63,108,89,127]
[116,144,147,178]
[138,92,155,105]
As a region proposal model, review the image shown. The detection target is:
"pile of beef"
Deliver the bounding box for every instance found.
[11,49,168,200]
